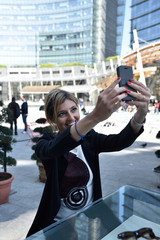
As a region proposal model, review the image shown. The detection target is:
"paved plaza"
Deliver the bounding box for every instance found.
[0,105,160,240]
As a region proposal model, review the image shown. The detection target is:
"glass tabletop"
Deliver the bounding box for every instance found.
[27,185,160,240]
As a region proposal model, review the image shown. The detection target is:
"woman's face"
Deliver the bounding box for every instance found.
[55,99,80,132]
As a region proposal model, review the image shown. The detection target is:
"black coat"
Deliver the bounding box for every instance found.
[27,122,143,237]
[8,102,20,120]
[21,101,28,115]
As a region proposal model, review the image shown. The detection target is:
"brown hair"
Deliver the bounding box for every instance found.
[44,88,78,127]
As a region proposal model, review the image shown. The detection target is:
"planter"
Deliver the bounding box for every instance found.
[37,162,46,183]
[0,172,14,204]
[153,166,160,188]
[155,150,160,158]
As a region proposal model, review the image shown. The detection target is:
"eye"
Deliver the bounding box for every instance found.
[57,111,66,118]
[71,107,78,113]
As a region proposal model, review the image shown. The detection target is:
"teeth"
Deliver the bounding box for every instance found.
[69,122,75,126]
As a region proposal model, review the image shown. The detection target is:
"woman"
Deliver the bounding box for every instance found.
[27,77,150,237]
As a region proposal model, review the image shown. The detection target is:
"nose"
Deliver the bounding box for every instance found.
[67,112,75,121]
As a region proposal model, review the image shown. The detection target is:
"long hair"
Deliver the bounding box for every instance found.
[44,88,78,128]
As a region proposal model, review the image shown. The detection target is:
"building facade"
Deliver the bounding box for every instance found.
[116,0,127,55]
[130,0,160,48]
[39,0,106,66]
[105,0,117,58]
[0,0,111,67]
[0,60,120,103]
[0,0,127,67]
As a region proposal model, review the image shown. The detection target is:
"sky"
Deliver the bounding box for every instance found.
[121,0,132,56]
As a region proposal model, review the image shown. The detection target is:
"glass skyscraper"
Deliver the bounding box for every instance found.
[39,0,106,66]
[105,0,117,57]
[0,0,108,67]
[0,0,41,66]
[0,0,127,67]
[116,0,126,55]
[130,0,160,47]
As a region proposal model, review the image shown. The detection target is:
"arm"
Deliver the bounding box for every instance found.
[96,121,143,153]
[126,79,151,133]
[70,78,150,141]
[70,78,127,141]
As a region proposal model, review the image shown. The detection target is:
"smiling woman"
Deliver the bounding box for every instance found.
[55,99,80,132]
[44,88,79,128]
[27,78,150,238]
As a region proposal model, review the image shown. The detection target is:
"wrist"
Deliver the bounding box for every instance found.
[132,114,146,127]
[74,122,86,140]
[88,110,100,126]
[136,108,148,117]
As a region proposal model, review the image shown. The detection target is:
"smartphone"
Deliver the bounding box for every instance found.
[117,65,136,101]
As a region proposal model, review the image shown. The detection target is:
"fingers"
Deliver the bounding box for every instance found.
[128,94,147,105]
[125,80,150,116]
[127,79,151,97]
[102,77,128,99]
[99,77,150,111]
[103,77,121,94]
[97,77,128,118]
[123,79,150,103]
[103,78,150,101]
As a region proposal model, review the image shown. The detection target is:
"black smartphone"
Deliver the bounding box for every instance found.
[117,65,136,101]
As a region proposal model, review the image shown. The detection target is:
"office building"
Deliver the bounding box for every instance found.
[39,0,106,66]
[130,0,160,47]
[116,0,127,55]
[0,0,112,67]
[105,0,117,58]
[0,0,128,67]
[0,60,119,101]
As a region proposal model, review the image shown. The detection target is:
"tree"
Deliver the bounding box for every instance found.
[0,101,16,172]
[30,106,57,182]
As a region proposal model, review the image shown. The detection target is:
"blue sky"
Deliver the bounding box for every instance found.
[121,0,132,56]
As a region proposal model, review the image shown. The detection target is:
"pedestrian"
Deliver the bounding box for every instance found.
[21,96,28,133]
[78,97,83,108]
[8,97,20,135]
[81,105,88,115]
[27,77,150,238]
[154,99,159,114]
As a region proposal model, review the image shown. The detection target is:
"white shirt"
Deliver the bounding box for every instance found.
[55,145,93,220]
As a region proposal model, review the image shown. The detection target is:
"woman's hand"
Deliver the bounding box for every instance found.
[70,77,128,141]
[70,77,151,141]
[91,77,128,123]
[126,79,151,116]
[125,79,151,133]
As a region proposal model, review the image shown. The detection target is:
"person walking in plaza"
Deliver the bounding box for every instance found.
[21,96,28,133]
[8,97,20,135]
[27,77,150,238]
[154,99,159,114]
